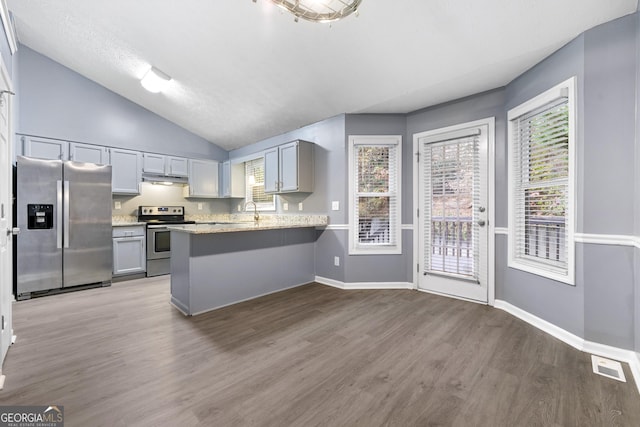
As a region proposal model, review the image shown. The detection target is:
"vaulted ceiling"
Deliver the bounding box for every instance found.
[7,0,638,150]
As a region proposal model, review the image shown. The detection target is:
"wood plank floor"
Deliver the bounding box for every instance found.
[0,277,639,426]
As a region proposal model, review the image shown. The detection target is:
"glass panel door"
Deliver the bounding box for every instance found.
[418,122,489,303]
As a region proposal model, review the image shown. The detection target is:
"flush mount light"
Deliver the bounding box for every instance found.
[262,0,363,23]
[141,66,171,93]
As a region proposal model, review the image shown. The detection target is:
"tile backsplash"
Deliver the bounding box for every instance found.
[113,182,232,216]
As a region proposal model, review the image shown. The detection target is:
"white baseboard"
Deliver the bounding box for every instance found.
[315,276,413,290]
[495,300,640,395]
[630,352,640,393]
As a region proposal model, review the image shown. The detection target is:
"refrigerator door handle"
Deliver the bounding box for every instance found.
[56,180,63,249]
[63,180,70,249]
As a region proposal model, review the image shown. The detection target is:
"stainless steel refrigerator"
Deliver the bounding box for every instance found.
[16,156,113,299]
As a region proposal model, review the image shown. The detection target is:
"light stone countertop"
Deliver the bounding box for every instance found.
[112,214,328,231]
[167,219,328,234]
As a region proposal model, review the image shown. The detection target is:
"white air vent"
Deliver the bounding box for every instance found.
[591,355,626,382]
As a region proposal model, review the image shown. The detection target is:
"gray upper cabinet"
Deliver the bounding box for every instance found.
[109,148,142,195]
[184,159,219,198]
[22,135,68,160]
[220,160,245,198]
[69,142,108,165]
[142,153,165,174]
[167,156,188,177]
[264,148,279,194]
[22,135,107,165]
[143,153,188,177]
[264,140,314,194]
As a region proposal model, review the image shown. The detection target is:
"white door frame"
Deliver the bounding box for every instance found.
[412,117,495,306]
[0,49,14,382]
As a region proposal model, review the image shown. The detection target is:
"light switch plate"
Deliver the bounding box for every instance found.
[298,202,303,211]
[332,201,339,211]
[114,201,121,210]
[283,202,289,211]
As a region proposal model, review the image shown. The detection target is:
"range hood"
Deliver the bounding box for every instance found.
[142,173,188,185]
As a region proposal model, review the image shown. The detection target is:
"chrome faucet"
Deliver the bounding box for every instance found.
[245,201,260,222]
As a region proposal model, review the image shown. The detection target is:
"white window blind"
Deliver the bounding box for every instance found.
[508,77,575,284]
[349,136,402,255]
[245,158,274,210]
[423,135,480,279]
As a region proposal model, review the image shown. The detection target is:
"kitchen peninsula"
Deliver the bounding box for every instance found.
[168,215,328,315]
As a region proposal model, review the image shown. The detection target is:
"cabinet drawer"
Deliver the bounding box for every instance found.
[112,225,145,238]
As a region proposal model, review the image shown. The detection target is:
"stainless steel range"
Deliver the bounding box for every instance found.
[138,206,195,277]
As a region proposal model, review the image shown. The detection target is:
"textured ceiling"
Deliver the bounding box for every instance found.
[7,0,638,150]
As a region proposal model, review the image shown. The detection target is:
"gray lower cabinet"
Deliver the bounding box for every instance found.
[112,226,146,276]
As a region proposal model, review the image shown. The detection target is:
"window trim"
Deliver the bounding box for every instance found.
[507,76,577,285]
[348,135,402,255]
[244,156,275,212]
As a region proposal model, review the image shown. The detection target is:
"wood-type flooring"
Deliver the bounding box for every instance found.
[1,277,639,426]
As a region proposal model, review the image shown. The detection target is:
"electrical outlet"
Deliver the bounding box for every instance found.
[283,202,289,211]
[198,203,203,210]
[114,201,121,210]
[334,256,340,266]
[332,201,339,211]
[298,202,303,211]
[237,204,242,212]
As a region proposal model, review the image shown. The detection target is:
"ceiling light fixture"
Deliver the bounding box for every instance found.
[264,0,363,23]
[141,66,171,93]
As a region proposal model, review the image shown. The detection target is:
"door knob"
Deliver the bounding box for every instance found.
[477,220,486,227]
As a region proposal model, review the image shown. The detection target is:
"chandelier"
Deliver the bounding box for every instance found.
[267,0,363,23]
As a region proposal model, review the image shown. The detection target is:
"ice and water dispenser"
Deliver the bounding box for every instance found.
[27,204,53,229]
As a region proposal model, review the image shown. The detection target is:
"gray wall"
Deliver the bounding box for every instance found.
[230,113,413,284]
[500,34,586,338]
[499,13,639,348]
[230,114,346,219]
[581,14,637,349]
[344,114,411,284]
[15,45,227,161]
[230,114,348,283]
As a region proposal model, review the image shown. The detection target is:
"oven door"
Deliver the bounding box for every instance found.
[147,226,171,260]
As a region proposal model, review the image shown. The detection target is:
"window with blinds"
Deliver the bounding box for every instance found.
[508,77,576,285]
[245,157,275,210]
[423,135,480,279]
[348,135,402,255]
